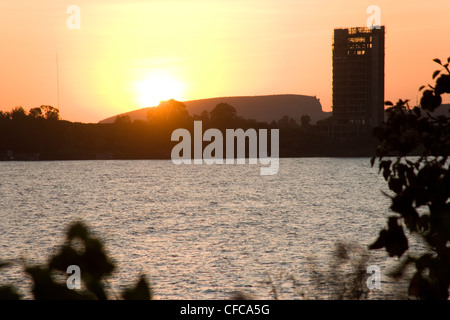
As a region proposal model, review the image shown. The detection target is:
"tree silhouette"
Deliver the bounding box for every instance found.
[278,115,299,129]
[209,103,237,126]
[114,114,132,125]
[147,99,190,126]
[370,57,450,300]
[40,105,60,121]
[10,107,27,122]
[28,107,44,119]
[301,114,311,128]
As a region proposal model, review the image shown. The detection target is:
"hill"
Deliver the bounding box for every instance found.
[99,94,330,125]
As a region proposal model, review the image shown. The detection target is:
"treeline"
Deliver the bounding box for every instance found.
[0,100,377,160]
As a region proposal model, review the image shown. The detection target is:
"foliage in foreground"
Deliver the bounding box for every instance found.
[0,221,391,300]
[307,242,370,300]
[0,221,152,300]
[370,57,450,300]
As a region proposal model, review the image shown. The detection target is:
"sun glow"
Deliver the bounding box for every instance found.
[135,72,186,107]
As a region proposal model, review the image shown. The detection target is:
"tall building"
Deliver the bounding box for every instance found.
[318,26,385,138]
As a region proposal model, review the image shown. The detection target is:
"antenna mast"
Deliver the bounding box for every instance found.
[56,53,60,109]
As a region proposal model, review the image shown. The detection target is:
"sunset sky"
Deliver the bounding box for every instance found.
[1,0,449,123]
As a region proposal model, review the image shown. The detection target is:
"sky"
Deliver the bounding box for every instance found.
[1,0,449,123]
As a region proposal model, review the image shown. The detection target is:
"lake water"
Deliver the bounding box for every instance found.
[0,158,415,299]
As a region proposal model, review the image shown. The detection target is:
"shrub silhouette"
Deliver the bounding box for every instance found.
[370,57,450,300]
[307,242,370,300]
[0,221,152,300]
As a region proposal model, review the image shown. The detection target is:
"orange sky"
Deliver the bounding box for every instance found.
[1,0,449,123]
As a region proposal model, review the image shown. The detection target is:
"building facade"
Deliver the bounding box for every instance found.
[318,26,385,138]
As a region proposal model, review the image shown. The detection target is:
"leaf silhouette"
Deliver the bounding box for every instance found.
[369,217,408,258]
[432,70,440,79]
[121,275,152,300]
[0,286,21,300]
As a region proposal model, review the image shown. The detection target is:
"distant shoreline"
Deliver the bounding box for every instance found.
[0,154,379,162]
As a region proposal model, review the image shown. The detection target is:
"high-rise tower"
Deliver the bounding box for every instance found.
[327,26,385,137]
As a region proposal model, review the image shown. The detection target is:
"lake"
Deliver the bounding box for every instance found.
[0,158,414,299]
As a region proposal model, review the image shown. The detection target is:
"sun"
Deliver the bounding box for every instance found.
[135,72,186,107]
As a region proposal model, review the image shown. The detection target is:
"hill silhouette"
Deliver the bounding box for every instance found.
[99,94,329,125]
